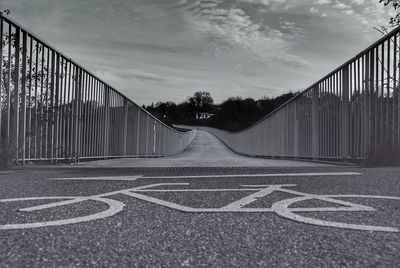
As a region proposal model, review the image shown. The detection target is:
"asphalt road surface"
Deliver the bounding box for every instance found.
[0,132,399,267]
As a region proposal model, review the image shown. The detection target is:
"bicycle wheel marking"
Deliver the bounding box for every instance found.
[0,197,125,230]
[0,183,398,232]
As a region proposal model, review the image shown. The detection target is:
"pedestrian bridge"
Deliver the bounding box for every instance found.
[78,130,327,167]
[1,14,399,165]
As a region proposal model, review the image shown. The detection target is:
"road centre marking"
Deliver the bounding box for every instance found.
[50,176,143,181]
[48,172,361,181]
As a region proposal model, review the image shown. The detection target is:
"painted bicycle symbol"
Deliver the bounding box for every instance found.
[0,183,399,232]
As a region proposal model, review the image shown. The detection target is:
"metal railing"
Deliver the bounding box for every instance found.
[200,26,400,161]
[0,14,196,163]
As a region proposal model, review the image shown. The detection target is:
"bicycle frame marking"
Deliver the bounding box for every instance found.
[0,183,399,232]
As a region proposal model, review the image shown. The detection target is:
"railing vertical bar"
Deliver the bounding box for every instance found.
[90,79,94,157]
[323,79,327,157]
[53,52,59,161]
[92,79,97,156]
[377,45,381,148]
[111,91,115,156]
[360,55,367,158]
[33,39,39,158]
[12,27,21,160]
[89,77,94,157]
[49,50,55,162]
[103,85,109,158]
[67,61,72,159]
[386,40,391,148]
[20,30,27,163]
[6,23,12,141]
[312,86,319,159]
[93,81,98,157]
[60,57,66,159]
[27,35,33,159]
[6,24,12,142]
[123,98,128,156]
[74,67,82,162]
[329,75,333,157]
[95,81,100,156]
[85,73,90,157]
[342,65,350,159]
[393,34,397,146]
[395,34,400,148]
[95,80,100,156]
[88,76,94,157]
[352,63,355,159]
[80,72,86,157]
[44,47,50,158]
[369,49,374,154]
[0,16,3,138]
[336,72,340,157]
[109,90,113,156]
[86,75,90,157]
[81,71,84,157]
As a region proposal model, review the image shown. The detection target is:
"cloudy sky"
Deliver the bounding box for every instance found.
[0,0,396,104]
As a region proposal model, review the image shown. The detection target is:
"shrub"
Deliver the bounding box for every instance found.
[364,146,400,167]
[0,138,16,169]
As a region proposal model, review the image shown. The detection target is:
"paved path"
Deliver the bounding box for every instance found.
[0,165,399,267]
[2,132,400,267]
[78,130,329,168]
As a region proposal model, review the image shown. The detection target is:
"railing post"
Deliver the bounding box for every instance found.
[364,51,371,157]
[342,65,350,160]
[20,30,27,164]
[145,116,149,155]
[0,15,3,138]
[136,108,140,156]
[103,86,110,158]
[153,121,156,155]
[122,98,128,156]
[50,50,56,163]
[312,85,319,159]
[53,53,60,162]
[293,101,299,157]
[11,27,21,161]
[72,67,82,163]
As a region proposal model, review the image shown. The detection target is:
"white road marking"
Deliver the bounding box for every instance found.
[141,172,362,179]
[220,185,295,210]
[271,195,400,232]
[46,172,361,182]
[0,197,125,230]
[49,176,143,181]
[1,182,398,232]
[134,189,258,192]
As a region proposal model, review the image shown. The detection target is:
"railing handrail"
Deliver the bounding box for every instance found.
[0,14,185,134]
[225,24,400,134]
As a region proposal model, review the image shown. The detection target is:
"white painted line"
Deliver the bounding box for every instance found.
[49,176,143,181]
[1,182,398,233]
[221,185,283,210]
[271,195,399,232]
[0,197,125,230]
[142,172,362,179]
[134,189,258,192]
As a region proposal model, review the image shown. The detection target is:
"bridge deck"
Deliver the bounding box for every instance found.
[78,130,330,167]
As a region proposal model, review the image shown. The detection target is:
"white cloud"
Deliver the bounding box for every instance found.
[333,2,352,10]
[310,7,319,13]
[314,0,331,4]
[350,0,365,5]
[183,0,307,66]
[342,9,355,15]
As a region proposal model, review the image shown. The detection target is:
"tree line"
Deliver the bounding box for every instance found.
[144,91,296,132]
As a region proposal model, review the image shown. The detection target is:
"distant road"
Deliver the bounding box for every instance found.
[78,130,329,168]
